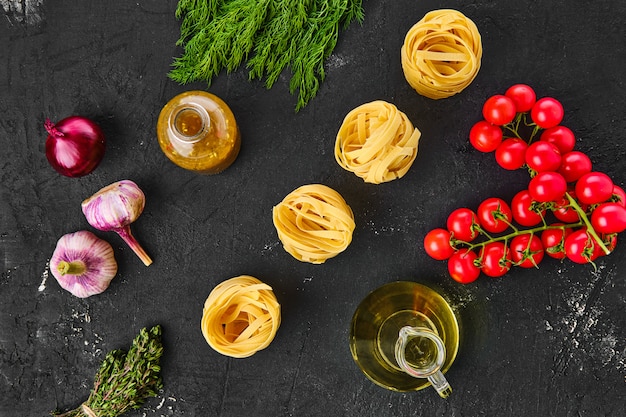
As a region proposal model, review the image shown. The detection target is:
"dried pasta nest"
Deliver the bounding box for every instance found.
[201,275,281,358]
[335,100,421,184]
[273,184,355,264]
[401,9,482,99]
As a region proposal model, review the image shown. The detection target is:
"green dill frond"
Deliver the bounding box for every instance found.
[170,0,364,111]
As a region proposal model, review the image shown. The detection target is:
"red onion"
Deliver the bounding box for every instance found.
[44,116,106,177]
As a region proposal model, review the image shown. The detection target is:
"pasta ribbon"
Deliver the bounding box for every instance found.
[202,275,281,358]
[273,184,355,264]
[401,9,482,99]
[335,101,421,184]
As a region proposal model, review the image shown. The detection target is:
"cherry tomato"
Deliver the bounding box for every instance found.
[476,197,513,233]
[469,121,503,152]
[530,97,564,129]
[483,95,517,126]
[505,84,536,112]
[575,172,614,205]
[447,208,479,242]
[541,224,572,259]
[525,141,562,172]
[565,229,600,264]
[611,185,626,207]
[511,189,546,226]
[447,249,480,284]
[558,151,592,183]
[539,126,575,154]
[552,190,586,223]
[479,242,511,277]
[495,138,528,170]
[510,234,544,268]
[528,171,567,203]
[590,202,626,234]
[424,228,456,260]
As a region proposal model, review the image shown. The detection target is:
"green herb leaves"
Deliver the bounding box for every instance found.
[170,0,364,111]
[52,325,164,417]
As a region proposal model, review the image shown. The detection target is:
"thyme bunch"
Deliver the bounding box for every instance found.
[169,0,364,111]
[52,325,164,417]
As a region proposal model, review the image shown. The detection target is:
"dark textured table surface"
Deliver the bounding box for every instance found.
[2,1,625,416]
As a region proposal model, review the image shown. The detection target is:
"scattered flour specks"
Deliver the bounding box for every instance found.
[261,240,280,254]
[141,395,184,416]
[326,54,352,69]
[550,265,625,374]
[38,260,49,292]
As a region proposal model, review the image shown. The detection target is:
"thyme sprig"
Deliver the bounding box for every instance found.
[52,325,164,417]
[169,0,364,111]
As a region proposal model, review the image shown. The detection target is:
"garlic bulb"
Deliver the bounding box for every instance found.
[50,231,118,298]
[82,180,153,266]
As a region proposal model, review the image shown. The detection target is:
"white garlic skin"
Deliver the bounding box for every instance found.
[50,231,118,298]
[81,180,145,231]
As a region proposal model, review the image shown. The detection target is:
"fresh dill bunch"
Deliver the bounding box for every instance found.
[51,325,164,417]
[169,0,364,111]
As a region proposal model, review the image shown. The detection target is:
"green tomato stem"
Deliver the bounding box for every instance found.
[467,221,583,252]
[565,192,611,255]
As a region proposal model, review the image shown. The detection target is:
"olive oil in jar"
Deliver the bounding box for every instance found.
[157,91,241,174]
[350,281,459,392]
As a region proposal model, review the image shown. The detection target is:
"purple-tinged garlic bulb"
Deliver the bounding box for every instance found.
[50,231,118,298]
[82,180,153,266]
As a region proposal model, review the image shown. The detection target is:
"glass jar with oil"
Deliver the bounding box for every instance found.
[157,90,241,174]
[350,281,459,397]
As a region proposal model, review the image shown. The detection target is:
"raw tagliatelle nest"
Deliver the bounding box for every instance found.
[273,184,355,264]
[334,100,421,184]
[201,275,281,358]
[401,9,482,99]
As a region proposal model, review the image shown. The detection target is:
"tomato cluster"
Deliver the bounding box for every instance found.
[426,84,626,284]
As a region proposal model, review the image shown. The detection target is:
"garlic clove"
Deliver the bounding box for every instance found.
[81,180,153,266]
[81,180,145,230]
[50,231,118,298]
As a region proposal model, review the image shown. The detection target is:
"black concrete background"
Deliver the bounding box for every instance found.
[1,1,625,416]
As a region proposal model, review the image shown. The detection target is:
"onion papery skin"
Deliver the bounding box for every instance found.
[45,116,106,177]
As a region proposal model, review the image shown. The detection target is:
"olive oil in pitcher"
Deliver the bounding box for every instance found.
[350,281,459,395]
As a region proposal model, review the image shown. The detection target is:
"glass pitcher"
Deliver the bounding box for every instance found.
[350,281,459,397]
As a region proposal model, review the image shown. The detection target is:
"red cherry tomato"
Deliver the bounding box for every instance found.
[525,141,562,172]
[495,138,528,170]
[528,171,567,203]
[611,185,626,207]
[552,191,586,223]
[530,97,564,129]
[447,208,479,242]
[511,189,546,226]
[424,229,456,260]
[558,151,592,183]
[469,121,503,152]
[590,203,626,234]
[541,224,572,259]
[447,249,480,284]
[510,234,544,268]
[476,197,513,233]
[479,242,511,277]
[565,229,601,264]
[483,95,517,126]
[575,172,614,205]
[539,126,575,154]
[505,84,536,112]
